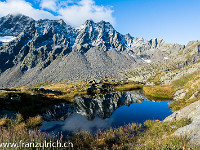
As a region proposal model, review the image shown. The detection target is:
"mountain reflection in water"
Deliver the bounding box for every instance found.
[41,91,172,134]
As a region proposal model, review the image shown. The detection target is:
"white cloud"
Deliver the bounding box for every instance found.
[0,0,115,27]
[59,0,115,26]
[40,0,58,12]
[0,0,58,20]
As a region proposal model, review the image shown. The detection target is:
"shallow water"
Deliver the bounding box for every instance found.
[41,90,172,135]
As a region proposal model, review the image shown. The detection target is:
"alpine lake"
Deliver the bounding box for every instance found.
[40,90,172,136]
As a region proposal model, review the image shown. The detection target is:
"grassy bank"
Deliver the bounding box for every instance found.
[0,80,144,103]
[70,118,197,149]
[114,82,143,91]
[0,114,42,129]
[0,115,198,150]
[143,85,175,100]
[0,116,60,150]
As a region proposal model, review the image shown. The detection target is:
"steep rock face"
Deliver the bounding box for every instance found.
[75,20,126,52]
[0,14,186,87]
[0,14,34,36]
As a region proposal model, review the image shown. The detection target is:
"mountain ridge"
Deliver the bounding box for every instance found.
[0,14,198,87]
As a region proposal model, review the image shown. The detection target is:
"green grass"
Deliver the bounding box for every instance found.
[134,118,194,149]
[71,123,142,149]
[26,116,42,129]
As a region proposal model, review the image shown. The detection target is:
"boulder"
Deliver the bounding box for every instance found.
[164,100,200,146]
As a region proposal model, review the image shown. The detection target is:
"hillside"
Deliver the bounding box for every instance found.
[0,14,187,87]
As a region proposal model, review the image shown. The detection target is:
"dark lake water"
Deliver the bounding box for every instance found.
[41,91,172,135]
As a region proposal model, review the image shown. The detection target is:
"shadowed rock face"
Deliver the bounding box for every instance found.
[42,91,147,121]
[0,14,35,36]
[0,14,186,87]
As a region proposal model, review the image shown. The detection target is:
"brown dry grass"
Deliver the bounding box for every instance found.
[0,114,198,149]
[114,82,143,91]
[71,118,198,149]
[170,70,200,111]
[143,85,175,100]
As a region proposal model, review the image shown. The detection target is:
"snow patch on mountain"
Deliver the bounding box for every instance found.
[0,36,16,43]
[164,57,169,60]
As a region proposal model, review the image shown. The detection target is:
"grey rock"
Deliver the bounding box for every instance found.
[164,100,200,146]
[174,89,186,100]
[0,14,193,87]
[189,91,199,99]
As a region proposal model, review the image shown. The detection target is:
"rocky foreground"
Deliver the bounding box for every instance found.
[165,100,200,146]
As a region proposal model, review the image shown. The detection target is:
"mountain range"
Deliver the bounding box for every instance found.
[0,14,199,87]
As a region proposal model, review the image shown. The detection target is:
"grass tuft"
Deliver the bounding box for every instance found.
[26,116,42,129]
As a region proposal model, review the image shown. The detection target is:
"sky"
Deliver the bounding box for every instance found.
[0,0,199,44]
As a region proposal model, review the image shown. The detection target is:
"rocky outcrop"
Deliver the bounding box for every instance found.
[0,14,186,87]
[0,14,34,36]
[164,100,200,146]
[127,40,200,85]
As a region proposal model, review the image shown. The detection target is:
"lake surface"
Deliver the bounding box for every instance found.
[41,90,172,135]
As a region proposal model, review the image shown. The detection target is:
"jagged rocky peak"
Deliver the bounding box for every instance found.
[77,19,114,31]
[149,38,164,49]
[0,14,34,36]
[0,14,190,87]
[75,19,126,51]
[85,19,95,26]
[96,20,115,31]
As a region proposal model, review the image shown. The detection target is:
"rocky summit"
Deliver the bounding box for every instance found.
[0,14,193,87]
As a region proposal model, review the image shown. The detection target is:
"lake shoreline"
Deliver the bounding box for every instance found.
[0,78,199,149]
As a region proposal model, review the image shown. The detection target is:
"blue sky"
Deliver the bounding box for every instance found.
[0,0,199,44]
[108,0,200,44]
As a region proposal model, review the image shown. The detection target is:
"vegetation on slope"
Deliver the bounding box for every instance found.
[169,70,200,111]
